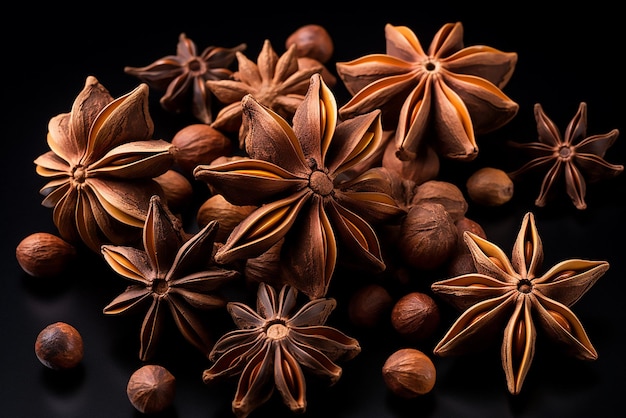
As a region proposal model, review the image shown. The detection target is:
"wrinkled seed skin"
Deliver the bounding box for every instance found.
[382,348,436,398]
[391,292,440,340]
[398,202,458,270]
[16,232,76,278]
[466,167,514,206]
[34,322,84,370]
[127,365,176,414]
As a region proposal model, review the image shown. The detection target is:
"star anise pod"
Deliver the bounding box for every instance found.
[102,195,240,361]
[202,282,361,418]
[336,22,519,161]
[207,39,323,149]
[194,73,406,299]
[508,102,623,210]
[431,212,608,394]
[124,33,246,124]
[34,76,174,253]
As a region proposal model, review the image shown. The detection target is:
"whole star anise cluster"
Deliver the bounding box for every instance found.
[25,21,622,418]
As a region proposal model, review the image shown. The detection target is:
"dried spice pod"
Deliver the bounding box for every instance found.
[171,124,233,176]
[432,212,608,394]
[35,322,83,370]
[466,167,514,206]
[398,202,458,271]
[297,57,337,87]
[382,139,440,186]
[16,232,77,278]
[508,102,623,210]
[382,348,436,398]
[203,283,361,417]
[338,22,518,161]
[127,364,176,414]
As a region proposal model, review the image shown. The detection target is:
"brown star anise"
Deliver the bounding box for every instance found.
[336,22,519,161]
[194,73,406,299]
[202,282,361,418]
[34,76,174,253]
[207,39,323,149]
[124,33,246,124]
[102,195,240,361]
[431,212,608,394]
[508,102,623,210]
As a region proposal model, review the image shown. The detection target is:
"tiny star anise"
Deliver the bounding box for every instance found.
[431,212,608,394]
[336,22,519,162]
[194,73,406,299]
[202,282,361,418]
[34,76,174,253]
[124,33,246,124]
[207,38,323,149]
[508,102,623,210]
[102,195,240,361]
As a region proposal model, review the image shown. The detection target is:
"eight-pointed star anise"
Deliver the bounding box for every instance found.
[336,22,519,161]
[508,102,623,210]
[194,73,406,299]
[34,76,174,253]
[202,282,361,418]
[431,212,608,394]
[102,195,240,361]
[207,38,323,149]
[124,33,246,124]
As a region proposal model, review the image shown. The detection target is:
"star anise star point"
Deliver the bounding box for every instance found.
[336,22,519,162]
[431,211,608,394]
[124,33,246,124]
[34,76,175,253]
[508,102,623,210]
[194,73,405,299]
[202,282,361,418]
[102,194,240,361]
[207,38,323,149]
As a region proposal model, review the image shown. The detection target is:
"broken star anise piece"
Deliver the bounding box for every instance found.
[508,102,623,210]
[207,38,323,149]
[124,33,246,124]
[34,76,174,253]
[194,73,406,299]
[102,195,240,361]
[202,282,361,418]
[336,22,518,161]
[431,212,608,394]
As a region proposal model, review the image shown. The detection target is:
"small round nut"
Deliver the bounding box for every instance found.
[382,348,436,398]
[197,194,257,243]
[16,232,77,278]
[348,284,393,328]
[127,364,176,414]
[171,124,233,176]
[398,202,458,270]
[154,169,194,214]
[391,292,440,341]
[285,24,334,63]
[466,167,514,206]
[35,322,84,370]
[410,180,468,222]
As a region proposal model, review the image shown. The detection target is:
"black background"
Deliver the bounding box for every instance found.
[3,4,625,418]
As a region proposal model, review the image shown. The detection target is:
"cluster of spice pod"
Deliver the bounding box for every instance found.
[16,22,621,417]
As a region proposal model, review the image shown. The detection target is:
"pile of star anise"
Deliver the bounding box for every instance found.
[16,22,622,417]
